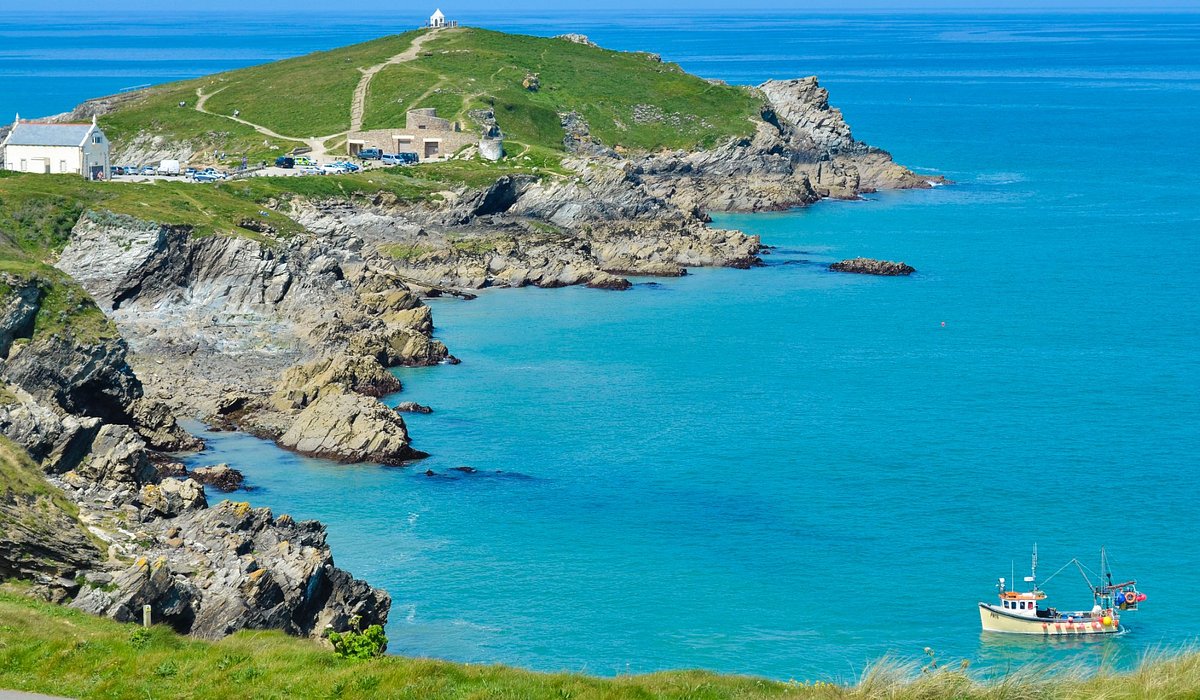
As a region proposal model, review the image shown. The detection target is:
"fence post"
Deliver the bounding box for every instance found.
[142,605,152,628]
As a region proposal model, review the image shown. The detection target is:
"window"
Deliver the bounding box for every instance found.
[59,160,67,172]
[1019,602,1026,610]
[93,134,102,144]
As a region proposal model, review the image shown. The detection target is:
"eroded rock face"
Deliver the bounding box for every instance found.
[139,477,208,516]
[635,76,944,213]
[129,398,204,452]
[70,501,389,639]
[278,389,424,465]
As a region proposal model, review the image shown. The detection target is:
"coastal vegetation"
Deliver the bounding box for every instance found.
[362,28,763,151]
[0,590,1196,699]
[94,26,763,165]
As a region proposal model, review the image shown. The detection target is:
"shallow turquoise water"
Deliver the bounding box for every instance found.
[10,9,1199,682]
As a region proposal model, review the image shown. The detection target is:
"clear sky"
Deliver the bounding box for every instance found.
[25,0,1200,11]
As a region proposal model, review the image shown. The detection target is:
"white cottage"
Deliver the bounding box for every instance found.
[2,115,110,179]
[429,9,446,28]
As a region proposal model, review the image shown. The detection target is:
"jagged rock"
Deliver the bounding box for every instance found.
[139,477,208,516]
[522,73,540,92]
[0,331,141,424]
[278,389,425,464]
[272,354,400,410]
[70,424,157,489]
[190,463,245,492]
[587,273,633,291]
[349,327,450,368]
[555,33,598,47]
[394,401,433,414]
[129,398,203,452]
[0,385,101,474]
[829,258,916,276]
[73,557,200,633]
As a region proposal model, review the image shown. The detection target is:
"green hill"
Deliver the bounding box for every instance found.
[361,28,762,151]
[97,27,762,163]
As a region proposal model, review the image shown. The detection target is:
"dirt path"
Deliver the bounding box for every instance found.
[194,87,343,159]
[191,29,447,161]
[350,28,445,131]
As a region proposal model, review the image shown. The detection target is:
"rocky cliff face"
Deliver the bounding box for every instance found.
[0,274,390,639]
[633,77,943,213]
[55,216,445,465]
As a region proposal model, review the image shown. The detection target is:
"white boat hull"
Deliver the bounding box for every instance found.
[979,604,1119,635]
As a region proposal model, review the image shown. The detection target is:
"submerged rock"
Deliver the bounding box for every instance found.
[394,401,433,414]
[829,257,916,276]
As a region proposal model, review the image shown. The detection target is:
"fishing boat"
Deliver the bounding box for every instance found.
[979,545,1146,636]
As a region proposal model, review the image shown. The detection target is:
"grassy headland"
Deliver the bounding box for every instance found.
[0,591,1197,699]
[95,26,763,164]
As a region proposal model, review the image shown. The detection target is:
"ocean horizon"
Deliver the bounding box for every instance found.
[6,7,1199,683]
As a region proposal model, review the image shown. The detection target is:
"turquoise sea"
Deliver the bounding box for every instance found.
[7,10,1200,682]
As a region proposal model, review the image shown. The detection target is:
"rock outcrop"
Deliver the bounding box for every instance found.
[190,463,245,492]
[635,77,944,213]
[829,258,916,276]
[278,389,425,465]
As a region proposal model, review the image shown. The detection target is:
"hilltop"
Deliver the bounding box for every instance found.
[85,27,763,164]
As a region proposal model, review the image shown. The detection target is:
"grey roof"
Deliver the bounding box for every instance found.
[4,122,95,147]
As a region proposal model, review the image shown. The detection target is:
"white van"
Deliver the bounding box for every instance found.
[157,159,181,176]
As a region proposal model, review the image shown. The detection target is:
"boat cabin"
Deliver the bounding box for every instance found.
[997,589,1046,618]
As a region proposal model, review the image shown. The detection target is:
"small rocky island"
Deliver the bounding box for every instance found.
[830,257,916,276]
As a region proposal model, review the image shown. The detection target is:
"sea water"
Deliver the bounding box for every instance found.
[6,10,1200,682]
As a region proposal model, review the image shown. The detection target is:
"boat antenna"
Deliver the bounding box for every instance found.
[1032,543,1038,589]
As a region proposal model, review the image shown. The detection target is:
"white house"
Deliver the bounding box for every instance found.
[1,115,110,179]
[429,9,446,28]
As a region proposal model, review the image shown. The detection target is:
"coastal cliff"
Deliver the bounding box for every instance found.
[0,272,390,637]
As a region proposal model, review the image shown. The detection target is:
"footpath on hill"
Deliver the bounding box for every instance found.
[192,28,445,160]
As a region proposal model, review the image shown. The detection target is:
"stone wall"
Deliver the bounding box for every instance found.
[346,108,483,161]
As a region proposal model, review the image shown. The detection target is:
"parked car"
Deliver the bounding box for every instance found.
[139,165,157,176]
[296,165,323,176]
[381,152,418,166]
[357,148,382,160]
[333,161,360,172]
[157,159,181,176]
[193,172,221,183]
[293,156,316,167]
[321,163,349,175]
[185,167,199,177]
[275,156,295,169]
[110,166,126,176]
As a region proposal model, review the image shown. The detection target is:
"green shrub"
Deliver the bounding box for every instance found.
[326,615,387,660]
[129,627,152,649]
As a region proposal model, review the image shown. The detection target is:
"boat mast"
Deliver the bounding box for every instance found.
[1032,543,1038,591]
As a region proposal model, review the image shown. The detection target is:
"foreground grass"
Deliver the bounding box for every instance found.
[1,593,1198,699]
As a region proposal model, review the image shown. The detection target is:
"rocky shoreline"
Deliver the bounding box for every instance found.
[1,67,937,645]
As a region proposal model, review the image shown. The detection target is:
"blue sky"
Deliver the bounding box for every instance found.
[27,0,1200,10]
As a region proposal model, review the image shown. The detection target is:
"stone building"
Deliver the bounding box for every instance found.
[347,108,496,162]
